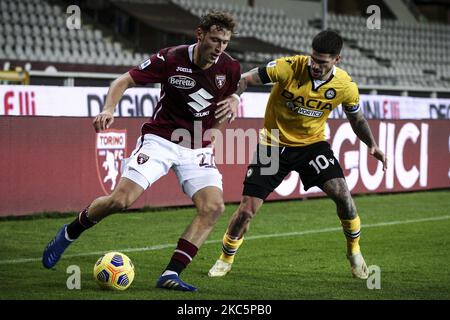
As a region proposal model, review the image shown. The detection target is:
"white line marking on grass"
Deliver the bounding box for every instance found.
[1,215,449,265]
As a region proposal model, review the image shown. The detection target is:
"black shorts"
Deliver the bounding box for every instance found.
[243,141,344,200]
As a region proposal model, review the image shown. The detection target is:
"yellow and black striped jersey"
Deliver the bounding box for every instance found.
[259,55,360,147]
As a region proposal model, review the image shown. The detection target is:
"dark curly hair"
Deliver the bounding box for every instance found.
[312,30,343,56]
[198,11,236,34]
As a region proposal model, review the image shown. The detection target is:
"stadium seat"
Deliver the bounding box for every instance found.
[1,0,448,88]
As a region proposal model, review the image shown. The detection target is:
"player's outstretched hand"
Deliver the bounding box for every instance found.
[215,95,239,124]
[93,111,114,132]
[370,146,388,171]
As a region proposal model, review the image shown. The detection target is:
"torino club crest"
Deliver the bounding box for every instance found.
[96,130,127,194]
[215,74,226,89]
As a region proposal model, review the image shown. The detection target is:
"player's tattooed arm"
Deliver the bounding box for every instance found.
[346,110,375,147]
[346,110,388,170]
[236,68,263,95]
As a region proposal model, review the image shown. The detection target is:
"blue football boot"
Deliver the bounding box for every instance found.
[42,224,73,269]
[156,274,197,292]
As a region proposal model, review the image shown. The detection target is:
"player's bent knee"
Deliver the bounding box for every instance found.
[217,202,226,215]
[197,201,225,228]
[109,193,134,211]
[109,198,127,211]
[200,201,225,217]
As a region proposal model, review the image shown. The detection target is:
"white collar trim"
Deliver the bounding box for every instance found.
[188,44,195,63]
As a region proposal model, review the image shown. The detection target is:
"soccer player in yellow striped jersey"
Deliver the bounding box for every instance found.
[210,30,388,281]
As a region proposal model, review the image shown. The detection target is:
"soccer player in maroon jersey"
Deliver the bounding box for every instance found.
[42,11,241,292]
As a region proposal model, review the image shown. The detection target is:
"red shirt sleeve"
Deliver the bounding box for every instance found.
[223,60,241,97]
[128,48,168,85]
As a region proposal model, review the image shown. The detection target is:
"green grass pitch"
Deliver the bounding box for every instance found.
[0,190,449,300]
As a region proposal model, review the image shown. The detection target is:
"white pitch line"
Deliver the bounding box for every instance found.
[1,215,449,266]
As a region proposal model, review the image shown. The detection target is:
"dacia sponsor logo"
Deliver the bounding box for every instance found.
[176,66,192,73]
[169,75,196,89]
[282,89,332,117]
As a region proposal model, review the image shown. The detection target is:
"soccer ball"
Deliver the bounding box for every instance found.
[93,251,135,291]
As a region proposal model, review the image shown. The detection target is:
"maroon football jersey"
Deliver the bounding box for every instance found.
[129,44,241,148]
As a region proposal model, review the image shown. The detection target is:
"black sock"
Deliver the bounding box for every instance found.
[66,207,96,239]
[164,259,185,275]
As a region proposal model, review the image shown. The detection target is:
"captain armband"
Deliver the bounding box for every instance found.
[343,104,360,114]
[258,67,272,84]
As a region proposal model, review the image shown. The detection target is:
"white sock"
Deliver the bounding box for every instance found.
[162,270,178,277]
[64,226,74,242]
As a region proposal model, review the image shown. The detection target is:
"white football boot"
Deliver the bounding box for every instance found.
[208,259,233,277]
[347,252,369,279]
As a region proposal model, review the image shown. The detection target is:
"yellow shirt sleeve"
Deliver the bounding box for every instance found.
[342,80,360,113]
[265,56,296,84]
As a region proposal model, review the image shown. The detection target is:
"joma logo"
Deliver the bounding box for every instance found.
[176,66,192,73]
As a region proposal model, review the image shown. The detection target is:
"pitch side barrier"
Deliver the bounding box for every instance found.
[1,85,450,119]
[0,117,448,216]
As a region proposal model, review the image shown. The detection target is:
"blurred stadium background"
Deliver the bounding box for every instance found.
[0,0,449,302]
[1,0,450,94]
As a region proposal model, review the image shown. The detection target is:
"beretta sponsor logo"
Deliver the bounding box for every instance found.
[169,75,196,89]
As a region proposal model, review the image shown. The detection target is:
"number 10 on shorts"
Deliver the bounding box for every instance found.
[309,155,333,174]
